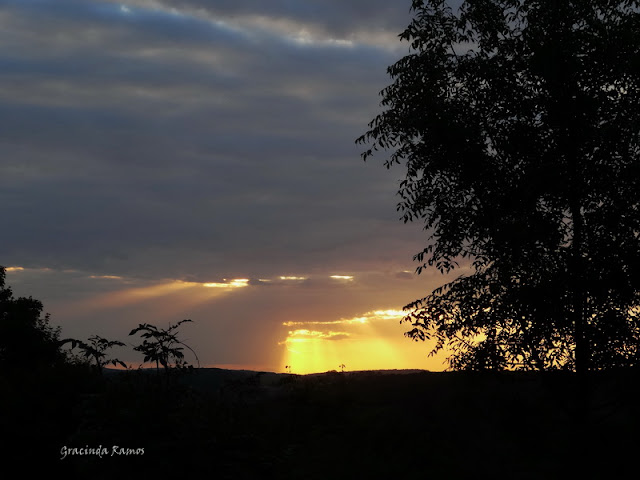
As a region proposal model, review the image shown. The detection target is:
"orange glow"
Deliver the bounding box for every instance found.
[66,280,198,313]
[279,308,442,374]
[60,278,249,318]
[17,265,449,373]
[280,334,412,375]
[110,280,199,300]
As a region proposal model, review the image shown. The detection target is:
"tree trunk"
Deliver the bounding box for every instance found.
[570,198,588,375]
[570,197,590,438]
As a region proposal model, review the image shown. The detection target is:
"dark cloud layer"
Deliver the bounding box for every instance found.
[1,0,422,280]
[0,1,449,371]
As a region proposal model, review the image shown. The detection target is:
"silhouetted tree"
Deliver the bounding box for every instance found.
[358,0,640,373]
[0,266,65,370]
[129,319,199,374]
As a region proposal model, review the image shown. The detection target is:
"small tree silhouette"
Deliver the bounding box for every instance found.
[339,363,346,373]
[129,319,199,374]
[285,365,292,374]
[62,335,126,375]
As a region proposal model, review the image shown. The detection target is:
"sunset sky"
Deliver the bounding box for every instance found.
[1,0,458,373]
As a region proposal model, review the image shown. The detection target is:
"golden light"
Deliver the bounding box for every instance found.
[278,308,439,374]
[80,280,200,306]
[371,309,405,318]
[280,332,402,375]
[330,275,354,281]
[282,309,405,328]
[5,266,25,272]
[285,329,351,341]
[203,278,249,289]
[61,277,251,319]
[283,320,345,327]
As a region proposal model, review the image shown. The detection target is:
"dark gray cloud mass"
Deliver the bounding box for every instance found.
[1,0,422,280]
[0,0,452,371]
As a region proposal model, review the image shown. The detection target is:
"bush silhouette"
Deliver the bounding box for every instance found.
[0,266,65,370]
[62,335,127,376]
[129,319,199,373]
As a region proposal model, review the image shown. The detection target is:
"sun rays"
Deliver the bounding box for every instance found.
[278,309,437,374]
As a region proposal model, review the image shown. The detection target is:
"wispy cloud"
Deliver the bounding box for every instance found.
[282,309,405,327]
[88,274,124,280]
[330,275,354,281]
[281,329,351,343]
[203,279,250,289]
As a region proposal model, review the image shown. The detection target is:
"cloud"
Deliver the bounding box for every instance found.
[98,0,412,51]
[5,266,25,272]
[0,1,456,372]
[395,270,414,280]
[282,329,351,342]
[282,309,405,328]
[330,275,354,281]
[0,0,419,281]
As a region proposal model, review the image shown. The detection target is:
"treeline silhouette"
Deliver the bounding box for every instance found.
[0,267,198,375]
[0,266,201,476]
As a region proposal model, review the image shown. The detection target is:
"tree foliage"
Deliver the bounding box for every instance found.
[62,335,127,374]
[357,0,640,372]
[129,319,200,373]
[0,266,66,369]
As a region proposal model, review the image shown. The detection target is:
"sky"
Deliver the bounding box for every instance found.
[1,0,457,373]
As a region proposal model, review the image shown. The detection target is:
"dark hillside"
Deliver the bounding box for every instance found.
[6,368,640,479]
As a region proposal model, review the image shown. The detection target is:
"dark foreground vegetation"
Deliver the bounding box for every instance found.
[3,365,640,479]
[2,265,640,478]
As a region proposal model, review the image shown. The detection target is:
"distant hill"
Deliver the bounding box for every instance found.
[64,366,640,478]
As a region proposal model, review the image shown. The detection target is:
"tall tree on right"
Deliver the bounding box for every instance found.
[358,0,640,373]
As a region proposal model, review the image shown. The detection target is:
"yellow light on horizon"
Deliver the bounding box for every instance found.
[280,334,401,375]
[278,307,434,374]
